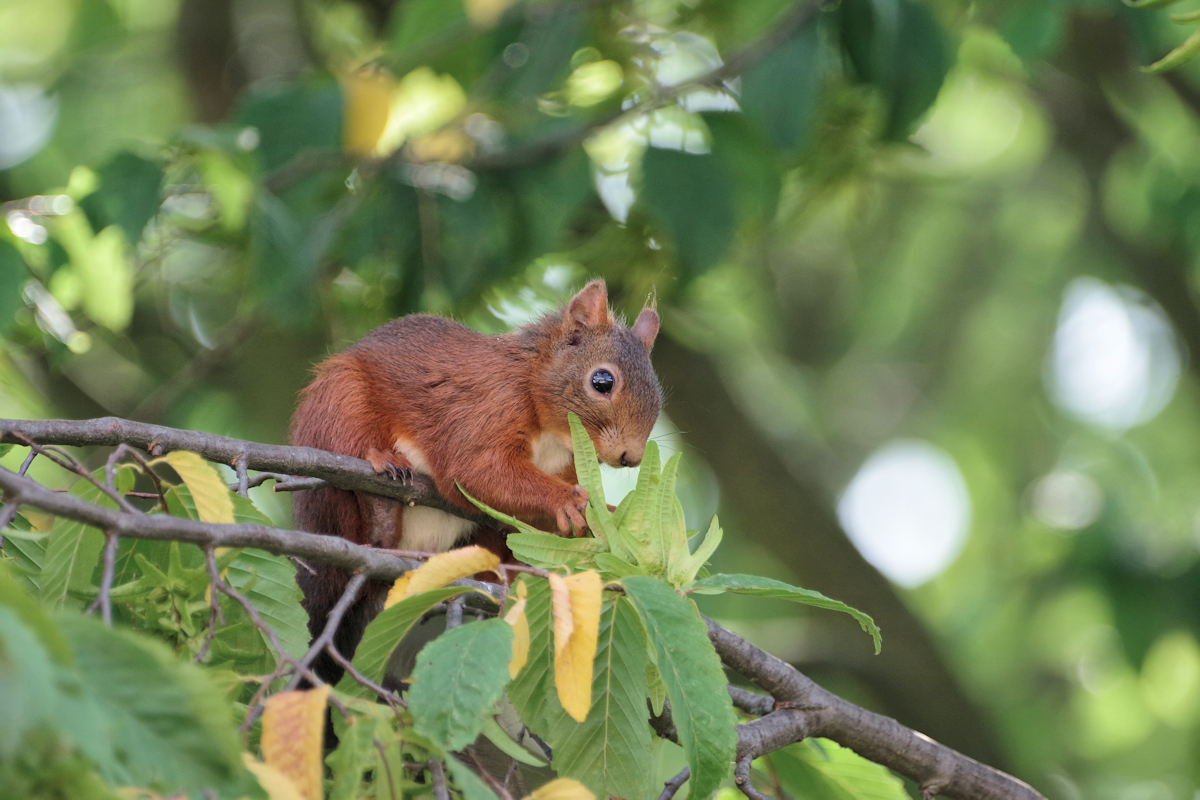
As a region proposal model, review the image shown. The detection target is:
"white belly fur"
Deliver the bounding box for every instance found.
[531,432,574,475]
[401,506,477,553]
[391,433,573,552]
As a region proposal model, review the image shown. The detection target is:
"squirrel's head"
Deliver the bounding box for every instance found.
[539,280,661,468]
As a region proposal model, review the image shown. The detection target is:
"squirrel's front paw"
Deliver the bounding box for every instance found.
[554,485,590,535]
[365,447,415,484]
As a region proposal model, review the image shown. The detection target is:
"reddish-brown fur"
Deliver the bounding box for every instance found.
[290,281,661,683]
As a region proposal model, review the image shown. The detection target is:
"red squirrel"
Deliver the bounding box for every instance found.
[290,280,661,683]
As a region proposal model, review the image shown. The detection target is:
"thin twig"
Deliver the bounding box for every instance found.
[446,596,464,629]
[195,546,227,663]
[97,531,118,626]
[375,739,400,800]
[659,767,690,800]
[325,643,408,710]
[729,685,775,716]
[466,746,515,800]
[284,573,368,691]
[18,450,35,475]
[235,456,249,498]
[734,757,771,800]
[430,758,452,800]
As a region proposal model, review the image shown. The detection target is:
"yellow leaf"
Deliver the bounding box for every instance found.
[384,545,501,608]
[524,778,596,800]
[243,753,305,800]
[341,67,396,157]
[551,571,602,722]
[383,574,413,609]
[260,686,329,800]
[505,581,530,680]
[376,68,467,156]
[158,451,234,524]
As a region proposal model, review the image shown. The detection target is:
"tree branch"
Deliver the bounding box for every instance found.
[708,619,1046,800]
[0,416,490,524]
[0,416,1042,797]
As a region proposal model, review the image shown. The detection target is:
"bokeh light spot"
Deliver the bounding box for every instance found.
[837,440,971,587]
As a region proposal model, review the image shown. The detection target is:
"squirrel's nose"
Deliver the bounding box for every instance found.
[619,451,641,467]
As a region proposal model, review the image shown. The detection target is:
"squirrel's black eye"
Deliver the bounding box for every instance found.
[591,369,615,394]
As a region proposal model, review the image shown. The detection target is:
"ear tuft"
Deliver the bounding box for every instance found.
[631,308,659,353]
[564,280,612,338]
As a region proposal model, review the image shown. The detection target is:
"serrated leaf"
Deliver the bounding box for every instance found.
[527,778,596,800]
[669,516,723,588]
[551,571,602,722]
[41,467,134,608]
[57,612,247,793]
[225,548,311,665]
[409,618,514,750]
[771,739,910,800]
[593,553,647,579]
[690,574,881,654]
[647,452,687,574]
[158,451,234,524]
[385,545,501,607]
[567,413,618,548]
[339,585,480,699]
[262,685,330,800]
[618,440,662,552]
[567,412,606,508]
[507,532,607,569]
[548,597,652,800]
[622,576,737,800]
[508,577,568,734]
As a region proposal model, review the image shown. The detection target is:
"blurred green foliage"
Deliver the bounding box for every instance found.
[7,0,1200,797]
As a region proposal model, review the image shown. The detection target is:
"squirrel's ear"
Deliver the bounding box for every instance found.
[564,280,612,336]
[631,308,659,353]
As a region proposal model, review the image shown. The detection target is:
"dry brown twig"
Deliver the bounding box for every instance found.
[0,417,1046,800]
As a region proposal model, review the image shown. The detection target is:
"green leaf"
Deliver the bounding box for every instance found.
[506,532,607,569]
[568,411,606,508]
[236,81,343,171]
[618,439,661,551]
[459,484,547,536]
[649,452,688,577]
[640,148,737,280]
[338,584,479,698]
[739,23,822,152]
[839,0,950,139]
[0,242,28,335]
[78,151,164,243]
[548,597,653,800]
[41,467,134,608]
[445,754,501,800]
[689,574,881,654]
[507,577,568,735]
[771,739,910,800]
[668,515,723,588]
[569,411,618,550]
[408,618,514,751]
[621,576,737,800]
[1143,27,1200,72]
[481,713,547,767]
[57,612,248,794]
[593,553,647,579]
[327,712,381,800]
[225,548,310,664]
